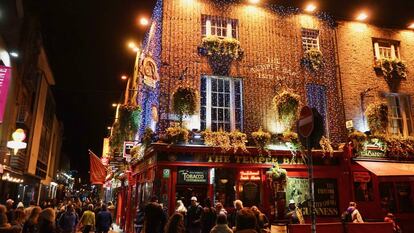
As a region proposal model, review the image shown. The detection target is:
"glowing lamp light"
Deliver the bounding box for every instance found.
[304,3,317,13]
[128,41,136,49]
[9,52,19,58]
[356,12,368,21]
[140,17,149,26]
[408,22,414,29]
[121,75,128,80]
[248,0,260,4]
[7,129,27,155]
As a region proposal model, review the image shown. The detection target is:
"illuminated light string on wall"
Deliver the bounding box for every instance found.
[138,0,346,143]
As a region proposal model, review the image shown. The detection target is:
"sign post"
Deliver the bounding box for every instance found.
[298,106,316,233]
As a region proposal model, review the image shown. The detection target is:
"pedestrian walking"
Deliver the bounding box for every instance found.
[341,202,363,223]
[175,200,187,216]
[186,197,202,233]
[134,204,145,233]
[214,203,227,216]
[251,206,269,233]
[384,213,401,233]
[164,213,185,233]
[78,204,95,233]
[228,200,243,229]
[234,208,258,233]
[210,213,232,233]
[96,204,112,233]
[200,198,216,233]
[285,200,304,224]
[5,200,15,225]
[23,206,41,233]
[58,204,78,233]
[143,196,166,233]
[38,208,57,233]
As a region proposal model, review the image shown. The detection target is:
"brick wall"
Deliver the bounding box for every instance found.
[336,21,414,132]
[156,0,347,142]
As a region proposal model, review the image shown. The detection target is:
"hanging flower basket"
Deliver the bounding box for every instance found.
[365,102,388,135]
[273,91,300,131]
[252,128,271,150]
[165,126,189,144]
[198,36,244,75]
[301,48,324,72]
[374,58,407,80]
[172,87,198,126]
[109,105,141,153]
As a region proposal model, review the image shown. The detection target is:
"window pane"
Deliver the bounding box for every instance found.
[225,94,230,107]
[201,94,206,106]
[201,77,207,92]
[235,109,241,123]
[218,94,224,106]
[379,182,397,213]
[218,79,224,92]
[212,108,217,120]
[218,108,224,121]
[201,107,206,121]
[225,123,231,131]
[201,122,206,131]
[224,109,230,121]
[224,80,230,92]
[212,79,217,92]
[234,80,240,93]
[211,123,217,132]
[212,93,217,106]
[235,95,241,108]
[396,182,414,213]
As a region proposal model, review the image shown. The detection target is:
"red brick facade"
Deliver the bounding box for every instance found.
[336,21,414,133]
[155,0,347,142]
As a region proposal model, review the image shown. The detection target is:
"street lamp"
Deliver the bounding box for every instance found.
[248,0,260,4]
[121,75,128,80]
[408,22,414,29]
[356,12,368,21]
[304,3,317,13]
[139,17,149,26]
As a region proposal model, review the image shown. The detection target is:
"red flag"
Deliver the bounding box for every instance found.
[89,150,107,185]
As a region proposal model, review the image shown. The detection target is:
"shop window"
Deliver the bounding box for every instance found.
[201,15,238,39]
[373,39,400,60]
[353,172,374,202]
[306,84,328,136]
[301,28,319,51]
[200,76,243,131]
[380,182,414,213]
[386,94,413,137]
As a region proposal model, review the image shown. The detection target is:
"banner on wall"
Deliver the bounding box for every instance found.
[0,66,11,123]
[140,57,159,88]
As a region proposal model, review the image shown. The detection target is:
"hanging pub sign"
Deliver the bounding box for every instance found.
[140,56,159,88]
[177,167,208,184]
[123,141,138,162]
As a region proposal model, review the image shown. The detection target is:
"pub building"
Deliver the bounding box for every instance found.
[114,0,414,232]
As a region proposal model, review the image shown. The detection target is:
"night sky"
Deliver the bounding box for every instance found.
[37,0,413,181]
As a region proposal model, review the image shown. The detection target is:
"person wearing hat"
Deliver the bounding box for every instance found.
[285,200,304,224]
[384,213,401,233]
[186,196,203,233]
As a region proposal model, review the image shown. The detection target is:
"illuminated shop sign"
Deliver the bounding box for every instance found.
[177,168,208,184]
[240,170,261,181]
[2,172,23,183]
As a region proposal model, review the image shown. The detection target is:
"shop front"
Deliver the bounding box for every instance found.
[350,158,414,232]
[131,144,346,223]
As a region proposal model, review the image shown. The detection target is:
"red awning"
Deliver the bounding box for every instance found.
[356,161,414,176]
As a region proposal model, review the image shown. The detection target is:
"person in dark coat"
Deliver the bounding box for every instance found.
[38,208,58,233]
[143,196,166,233]
[96,204,112,233]
[58,204,78,233]
[200,198,216,233]
[186,196,203,233]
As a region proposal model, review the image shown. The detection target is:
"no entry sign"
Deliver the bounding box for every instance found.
[298,106,314,138]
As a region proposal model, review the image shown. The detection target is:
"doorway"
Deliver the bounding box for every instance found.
[176,185,208,208]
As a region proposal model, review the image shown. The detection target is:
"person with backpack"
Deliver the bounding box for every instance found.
[58,204,78,233]
[341,202,364,223]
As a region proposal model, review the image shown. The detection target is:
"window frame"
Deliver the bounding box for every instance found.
[301,28,320,51]
[373,39,400,60]
[200,75,243,131]
[386,93,413,137]
[201,15,238,39]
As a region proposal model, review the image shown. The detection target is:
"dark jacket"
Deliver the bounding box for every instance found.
[58,211,78,233]
[96,211,112,231]
[187,204,203,228]
[201,207,216,233]
[23,220,39,233]
[38,220,57,233]
[144,202,165,233]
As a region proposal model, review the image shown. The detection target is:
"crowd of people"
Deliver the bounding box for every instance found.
[135,196,269,233]
[0,198,116,233]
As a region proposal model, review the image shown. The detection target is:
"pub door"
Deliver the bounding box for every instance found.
[176,185,208,208]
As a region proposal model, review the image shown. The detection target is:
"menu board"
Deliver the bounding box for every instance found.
[287,178,339,216]
[177,167,208,184]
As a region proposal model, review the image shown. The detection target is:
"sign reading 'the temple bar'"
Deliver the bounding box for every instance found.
[177,168,208,184]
